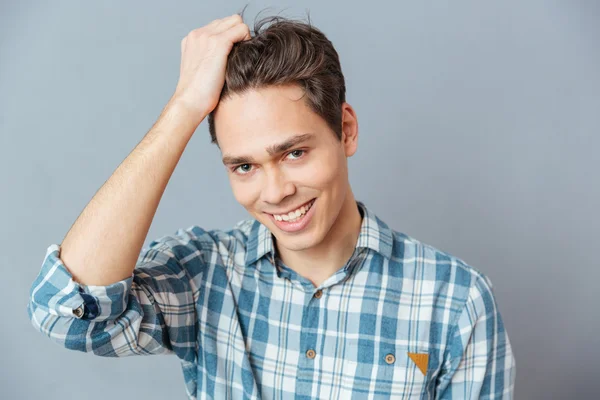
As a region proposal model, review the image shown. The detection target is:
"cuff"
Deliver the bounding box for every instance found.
[29,244,133,322]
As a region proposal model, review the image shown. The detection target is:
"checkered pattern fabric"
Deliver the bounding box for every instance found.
[28,201,515,399]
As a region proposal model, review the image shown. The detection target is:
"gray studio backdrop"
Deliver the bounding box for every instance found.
[1,1,598,399]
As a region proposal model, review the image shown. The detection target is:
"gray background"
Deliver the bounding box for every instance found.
[1,1,598,399]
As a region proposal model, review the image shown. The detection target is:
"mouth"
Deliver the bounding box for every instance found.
[265,198,317,233]
[268,199,316,221]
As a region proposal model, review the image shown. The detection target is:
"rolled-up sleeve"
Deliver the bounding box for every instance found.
[27,233,200,363]
[436,274,516,399]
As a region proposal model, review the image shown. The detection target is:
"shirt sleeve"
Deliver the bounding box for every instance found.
[435,274,516,399]
[27,231,200,364]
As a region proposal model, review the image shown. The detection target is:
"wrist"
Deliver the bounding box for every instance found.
[165,94,209,128]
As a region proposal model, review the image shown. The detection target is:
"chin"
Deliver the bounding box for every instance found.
[273,232,323,252]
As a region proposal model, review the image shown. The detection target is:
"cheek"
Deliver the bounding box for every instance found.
[231,180,261,207]
[302,150,346,186]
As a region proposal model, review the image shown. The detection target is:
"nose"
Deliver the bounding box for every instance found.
[260,167,296,205]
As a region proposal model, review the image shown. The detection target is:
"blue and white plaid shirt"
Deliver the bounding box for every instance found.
[28,201,515,399]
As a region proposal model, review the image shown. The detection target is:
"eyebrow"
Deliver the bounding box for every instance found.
[221,133,315,166]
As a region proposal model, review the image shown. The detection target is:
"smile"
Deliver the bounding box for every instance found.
[270,199,316,222]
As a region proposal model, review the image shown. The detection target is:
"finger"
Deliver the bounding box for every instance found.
[209,14,244,35]
[180,36,187,54]
[205,14,235,28]
[220,22,252,44]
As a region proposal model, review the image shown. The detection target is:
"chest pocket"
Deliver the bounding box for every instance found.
[337,343,430,399]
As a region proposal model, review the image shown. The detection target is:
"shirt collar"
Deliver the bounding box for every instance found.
[244,201,394,267]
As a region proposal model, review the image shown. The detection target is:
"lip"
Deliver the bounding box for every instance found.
[266,198,316,233]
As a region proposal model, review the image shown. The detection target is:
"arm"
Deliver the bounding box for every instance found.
[55,12,251,287]
[435,275,516,399]
[57,98,201,287]
[27,14,252,357]
[27,230,200,360]
[25,97,201,359]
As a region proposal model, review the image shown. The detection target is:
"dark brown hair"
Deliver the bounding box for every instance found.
[207,9,347,145]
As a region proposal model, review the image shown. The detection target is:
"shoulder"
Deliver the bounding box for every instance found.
[390,229,494,295]
[140,218,258,262]
[387,230,501,341]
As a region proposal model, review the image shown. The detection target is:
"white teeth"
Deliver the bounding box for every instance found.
[273,199,314,222]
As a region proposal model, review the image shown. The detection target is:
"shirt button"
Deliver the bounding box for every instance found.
[73,305,84,319]
[385,353,395,364]
[306,349,316,359]
[314,290,323,299]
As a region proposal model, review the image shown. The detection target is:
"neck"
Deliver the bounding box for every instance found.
[275,191,363,287]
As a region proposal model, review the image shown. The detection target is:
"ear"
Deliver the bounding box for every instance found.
[341,102,359,157]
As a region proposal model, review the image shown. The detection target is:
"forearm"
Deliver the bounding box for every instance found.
[59,97,203,286]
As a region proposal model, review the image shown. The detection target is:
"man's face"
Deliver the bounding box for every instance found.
[214,83,357,252]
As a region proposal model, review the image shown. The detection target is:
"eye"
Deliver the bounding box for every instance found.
[287,149,305,159]
[233,164,253,174]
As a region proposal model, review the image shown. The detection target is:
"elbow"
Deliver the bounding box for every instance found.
[27,297,158,357]
[27,299,97,353]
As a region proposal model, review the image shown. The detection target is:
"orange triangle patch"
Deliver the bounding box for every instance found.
[407,352,429,375]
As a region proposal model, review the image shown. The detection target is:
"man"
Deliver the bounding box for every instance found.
[28,12,516,399]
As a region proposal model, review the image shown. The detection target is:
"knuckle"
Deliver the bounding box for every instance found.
[190,28,205,38]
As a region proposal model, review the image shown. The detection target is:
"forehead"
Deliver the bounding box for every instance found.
[213,84,328,154]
